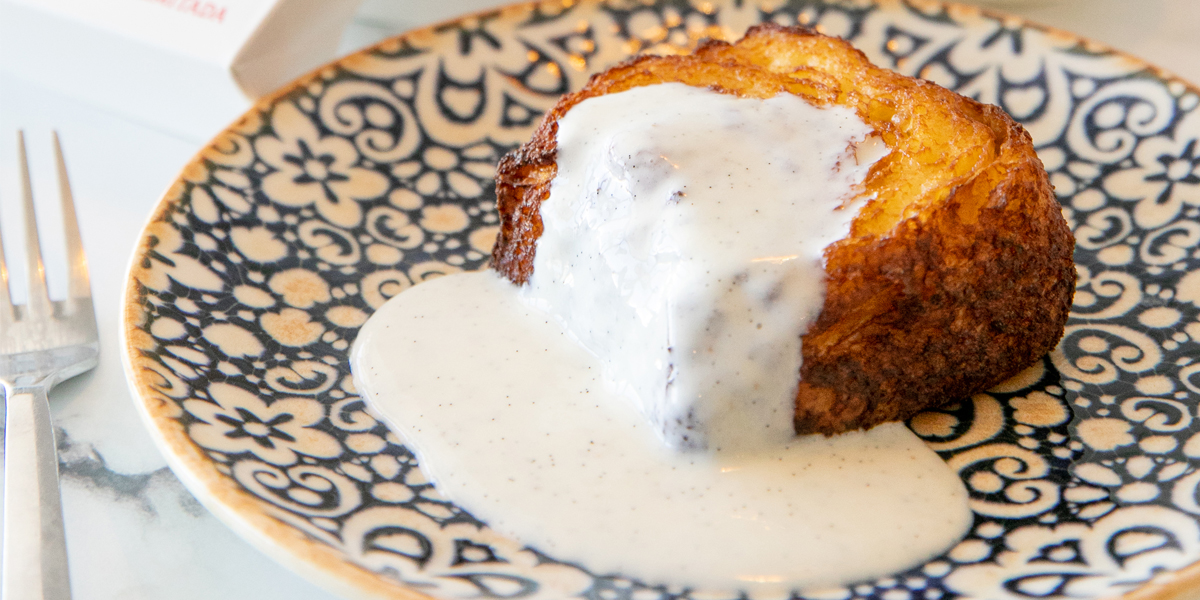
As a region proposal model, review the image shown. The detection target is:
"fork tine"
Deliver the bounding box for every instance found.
[53,132,90,301]
[17,130,52,317]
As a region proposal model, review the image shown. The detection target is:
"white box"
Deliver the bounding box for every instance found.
[0,0,363,142]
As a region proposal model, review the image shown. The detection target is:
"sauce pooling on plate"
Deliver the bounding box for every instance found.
[352,84,971,593]
[354,273,970,592]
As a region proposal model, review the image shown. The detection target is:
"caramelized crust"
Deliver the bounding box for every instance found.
[492,24,1075,435]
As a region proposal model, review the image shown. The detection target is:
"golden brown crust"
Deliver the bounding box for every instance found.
[492,23,1075,436]
[796,139,1075,433]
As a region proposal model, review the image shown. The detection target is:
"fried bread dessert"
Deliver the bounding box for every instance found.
[492,24,1075,437]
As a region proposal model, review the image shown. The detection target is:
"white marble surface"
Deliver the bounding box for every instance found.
[0,1,1197,599]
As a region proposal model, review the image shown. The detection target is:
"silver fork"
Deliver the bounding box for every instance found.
[0,132,97,600]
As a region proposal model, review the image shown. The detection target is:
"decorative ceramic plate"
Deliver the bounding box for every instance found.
[121,1,1200,599]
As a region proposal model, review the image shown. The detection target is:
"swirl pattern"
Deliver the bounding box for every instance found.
[122,1,1200,599]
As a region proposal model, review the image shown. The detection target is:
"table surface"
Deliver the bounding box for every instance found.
[0,0,1198,598]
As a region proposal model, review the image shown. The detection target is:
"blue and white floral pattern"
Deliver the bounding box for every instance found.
[123,1,1200,599]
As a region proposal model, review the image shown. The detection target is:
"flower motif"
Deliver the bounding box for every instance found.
[355,11,588,147]
[261,308,326,347]
[1068,455,1193,520]
[256,102,388,228]
[185,382,342,465]
[1103,111,1200,228]
[268,269,331,309]
[391,142,495,199]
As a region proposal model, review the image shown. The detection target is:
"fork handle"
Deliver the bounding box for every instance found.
[3,385,72,600]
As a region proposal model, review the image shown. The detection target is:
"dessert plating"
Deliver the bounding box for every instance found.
[492,24,1076,435]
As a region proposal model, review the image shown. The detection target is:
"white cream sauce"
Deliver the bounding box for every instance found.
[353,272,970,593]
[525,84,875,451]
[351,84,971,593]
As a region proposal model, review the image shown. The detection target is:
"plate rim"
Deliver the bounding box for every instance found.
[118,1,1200,599]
